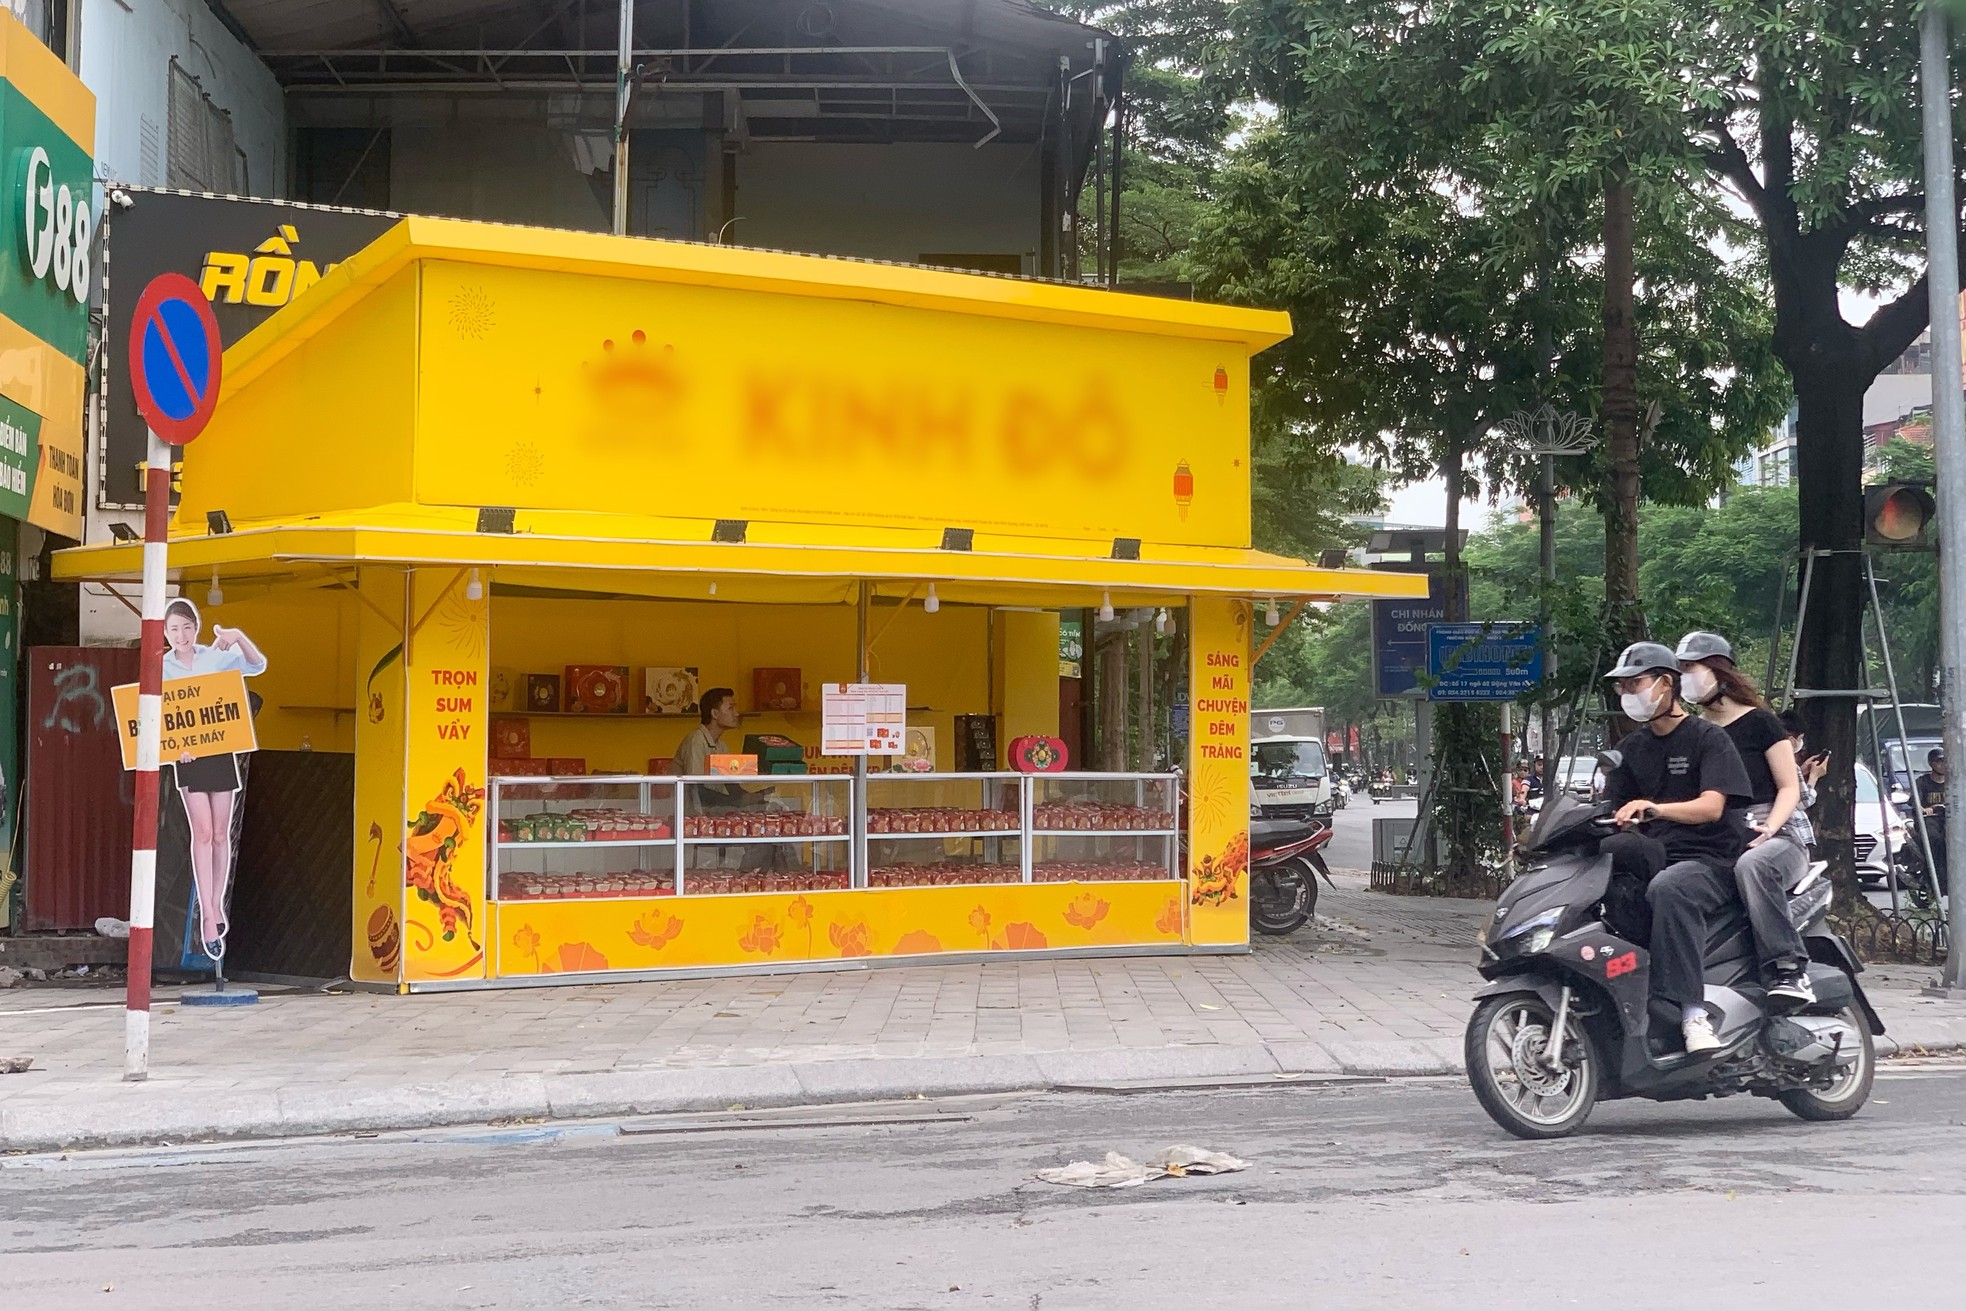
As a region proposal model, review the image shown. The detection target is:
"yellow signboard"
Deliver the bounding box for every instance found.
[112,670,257,768]
[1185,596,1251,946]
[415,259,1254,548]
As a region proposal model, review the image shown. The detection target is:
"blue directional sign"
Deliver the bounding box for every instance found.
[1427,622,1544,701]
[1371,572,1465,698]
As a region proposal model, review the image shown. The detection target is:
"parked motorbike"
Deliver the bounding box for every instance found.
[1249,817,1337,936]
[1467,780,1882,1140]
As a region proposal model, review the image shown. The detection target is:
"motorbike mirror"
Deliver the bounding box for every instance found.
[1890,789,1910,806]
[1595,749,1623,772]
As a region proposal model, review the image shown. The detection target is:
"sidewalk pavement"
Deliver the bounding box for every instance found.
[4,873,1964,1151]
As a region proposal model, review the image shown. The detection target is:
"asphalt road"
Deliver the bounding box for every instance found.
[1324,793,1417,871]
[5,1065,1961,1309]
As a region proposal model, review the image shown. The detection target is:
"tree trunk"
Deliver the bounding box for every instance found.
[1791,364,1870,913]
[1601,173,1644,651]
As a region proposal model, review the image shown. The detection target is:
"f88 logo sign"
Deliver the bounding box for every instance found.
[19,145,91,303]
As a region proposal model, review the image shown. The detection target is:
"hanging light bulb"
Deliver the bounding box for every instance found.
[1155,607,1171,635]
[708,581,718,596]
[1265,598,1281,626]
[205,568,223,608]
[923,583,940,614]
[465,567,483,601]
[1098,590,1115,623]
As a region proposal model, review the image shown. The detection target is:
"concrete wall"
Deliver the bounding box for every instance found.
[385,107,611,233]
[78,0,285,193]
[734,142,1042,267]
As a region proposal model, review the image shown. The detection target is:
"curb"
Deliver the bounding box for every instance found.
[5,1028,1962,1154]
[0,1038,1453,1152]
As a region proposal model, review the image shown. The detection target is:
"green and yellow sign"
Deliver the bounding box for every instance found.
[0,13,90,537]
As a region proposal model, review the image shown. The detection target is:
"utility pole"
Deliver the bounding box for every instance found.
[1918,2,1966,993]
[612,0,633,236]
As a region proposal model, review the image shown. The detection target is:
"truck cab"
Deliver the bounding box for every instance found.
[1250,735,1331,820]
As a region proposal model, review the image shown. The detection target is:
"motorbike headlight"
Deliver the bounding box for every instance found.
[1496,906,1565,956]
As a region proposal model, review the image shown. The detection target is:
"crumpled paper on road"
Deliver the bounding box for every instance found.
[1035,1145,1249,1188]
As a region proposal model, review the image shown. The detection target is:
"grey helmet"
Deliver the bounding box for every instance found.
[1674,631,1735,666]
[1606,641,1681,680]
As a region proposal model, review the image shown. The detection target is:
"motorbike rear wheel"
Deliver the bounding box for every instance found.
[1250,860,1313,935]
[1466,995,1598,1140]
[1778,1005,1875,1122]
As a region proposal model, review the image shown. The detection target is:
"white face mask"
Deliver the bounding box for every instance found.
[1681,665,1719,705]
[1620,681,1670,723]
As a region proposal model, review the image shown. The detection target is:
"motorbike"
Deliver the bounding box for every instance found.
[1368,777,1393,804]
[1467,779,1883,1140]
[1249,815,1337,936]
[1328,786,1349,811]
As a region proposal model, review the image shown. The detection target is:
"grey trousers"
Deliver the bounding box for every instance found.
[1734,833,1808,972]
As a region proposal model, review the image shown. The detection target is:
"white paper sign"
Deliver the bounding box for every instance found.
[822,682,907,755]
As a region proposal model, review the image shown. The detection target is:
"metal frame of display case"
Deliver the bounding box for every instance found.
[488,770,1182,899]
[489,774,853,900]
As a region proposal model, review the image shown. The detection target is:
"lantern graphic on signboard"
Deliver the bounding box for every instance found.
[1173,460,1194,520]
[1212,365,1228,401]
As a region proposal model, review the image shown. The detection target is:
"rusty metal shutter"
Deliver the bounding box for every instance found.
[24,646,138,931]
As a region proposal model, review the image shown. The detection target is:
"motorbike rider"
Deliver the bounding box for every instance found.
[1917,748,1948,880]
[1677,632,1814,1006]
[1599,642,1755,1054]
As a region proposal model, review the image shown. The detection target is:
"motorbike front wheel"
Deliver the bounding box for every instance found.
[1466,994,1599,1140]
[1250,860,1313,935]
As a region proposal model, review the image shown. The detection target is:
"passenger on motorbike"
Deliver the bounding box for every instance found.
[1600,642,1755,1054]
[1676,631,1815,1007]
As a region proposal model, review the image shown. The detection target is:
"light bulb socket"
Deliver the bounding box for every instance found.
[923,583,939,614]
[464,567,483,601]
[1098,591,1115,623]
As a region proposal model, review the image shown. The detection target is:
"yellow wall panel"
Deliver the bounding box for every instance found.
[178,269,418,528]
[414,259,1250,548]
[495,880,1186,977]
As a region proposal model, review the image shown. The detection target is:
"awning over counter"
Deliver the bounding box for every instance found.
[52,502,1429,608]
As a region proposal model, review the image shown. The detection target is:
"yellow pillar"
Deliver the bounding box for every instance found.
[351,568,408,986]
[399,567,492,983]
[1186,595,1251,947]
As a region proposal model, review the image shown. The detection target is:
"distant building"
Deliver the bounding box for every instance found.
[1735,329,1941,487]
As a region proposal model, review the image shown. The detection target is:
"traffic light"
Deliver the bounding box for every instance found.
[1864,480,1936,550]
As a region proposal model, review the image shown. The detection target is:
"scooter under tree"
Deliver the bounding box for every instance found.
[1466,767,1883,1140]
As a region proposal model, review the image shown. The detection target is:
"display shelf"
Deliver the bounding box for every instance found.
[681,834,849,845]
[1031,829,1179,838]
[496,837,675,850]
[868,830,1023,841]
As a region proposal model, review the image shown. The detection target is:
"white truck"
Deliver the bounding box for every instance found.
[1250,706,1331,820]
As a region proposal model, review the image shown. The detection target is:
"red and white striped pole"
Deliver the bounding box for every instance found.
[124,425,170,1080]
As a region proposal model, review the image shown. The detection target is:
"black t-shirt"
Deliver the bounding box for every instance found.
[1603,715,1753,865]
[1917,771,1947,812]
[1720,708,1788,807]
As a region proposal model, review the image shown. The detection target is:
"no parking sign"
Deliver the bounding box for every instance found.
[128,273,222,445]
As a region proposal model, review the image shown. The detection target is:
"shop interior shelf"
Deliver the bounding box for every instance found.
[681,834,849,845]
[1031,829,1179,838]
[495,837,676,850]
[868,831,1022,841]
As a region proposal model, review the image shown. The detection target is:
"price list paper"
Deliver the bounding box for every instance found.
[821,683,907,755]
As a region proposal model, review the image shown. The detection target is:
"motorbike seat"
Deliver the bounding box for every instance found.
[1250,818,1318,848]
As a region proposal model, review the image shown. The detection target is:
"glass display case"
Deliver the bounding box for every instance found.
[864,772,1024,888]
[488,774,852,900]
[1027,772,1181,882]
[487,771,1178,900]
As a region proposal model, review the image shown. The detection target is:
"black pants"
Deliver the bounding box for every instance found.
[1602,831,1737,1011]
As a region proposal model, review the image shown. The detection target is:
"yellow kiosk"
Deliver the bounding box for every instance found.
[57,218,1424,990]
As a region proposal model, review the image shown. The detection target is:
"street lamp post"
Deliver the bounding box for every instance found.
[1918,3,1966,992]
[1500,404,1596,772]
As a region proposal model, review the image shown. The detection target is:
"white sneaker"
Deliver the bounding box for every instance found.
[1682,1012,1721,1053]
